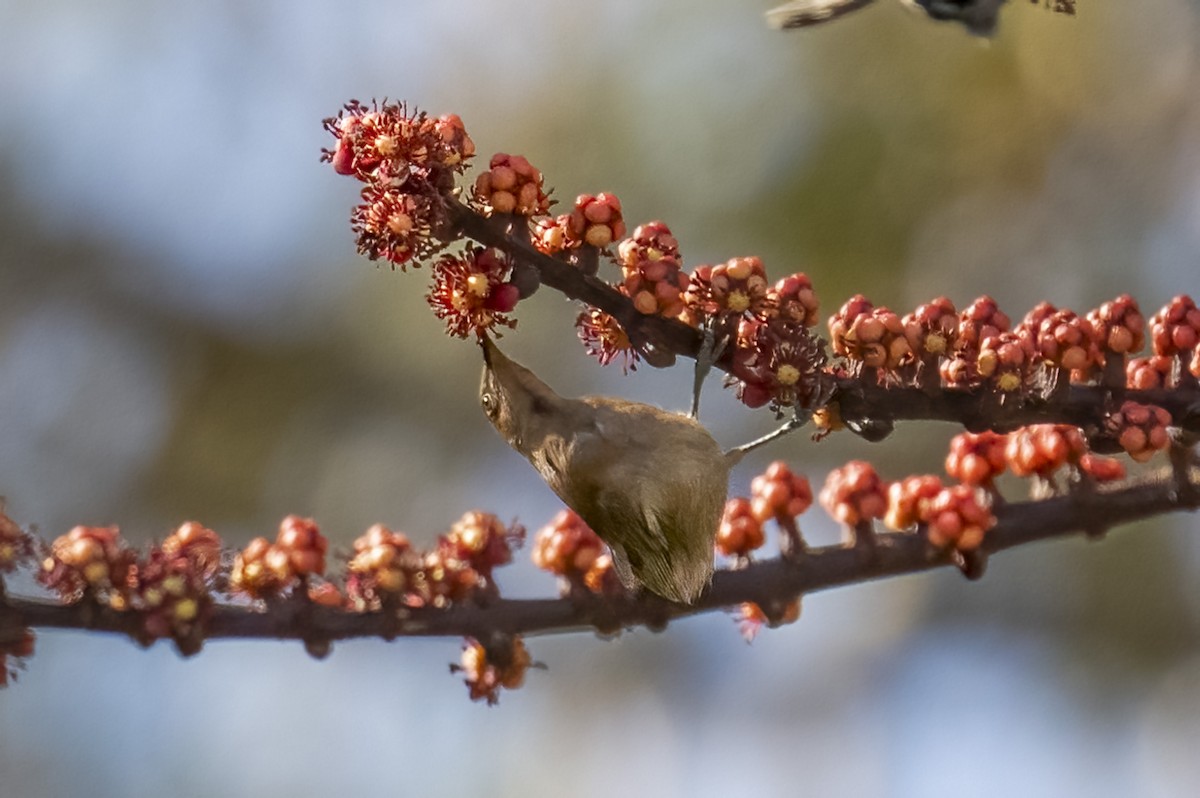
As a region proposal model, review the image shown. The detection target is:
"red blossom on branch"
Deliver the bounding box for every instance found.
[322,100,473,181]
[828,295,911,375]
[565,192,625,249]
[884,475,944,532]
[39,525,137,608]
[1089,294,1145,356]
[923,484,996,555]
[346,524,423,610]
[765,273,820,328]
[617,221,690,318]
[727,317,827,413]
[1005,424,1088,482]
[903,296,959,360]
[716,498,766,563]
[737,598,801,643]
[576,306,641,372]
[350,185,442,268]
[1107,402,1172,463]
[455,637,535,705]
[472,153,550,217]
[819,461,889,528]
[691,257,771,318]
[1150,295,1200,357]
[945,431,1009,487]
[427,246,520,339]
[532,510,618,596]
[975,331,1035,392]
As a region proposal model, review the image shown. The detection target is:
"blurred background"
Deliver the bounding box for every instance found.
[1,1,1199,795]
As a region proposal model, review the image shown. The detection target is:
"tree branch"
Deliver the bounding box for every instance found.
[834,381,1200,438]
[448,199,1200,437]
[5,464,1195,647]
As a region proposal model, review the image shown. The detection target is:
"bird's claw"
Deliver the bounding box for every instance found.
[690,318,730,419]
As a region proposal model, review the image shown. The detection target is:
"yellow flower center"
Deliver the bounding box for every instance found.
[466,274,490,297]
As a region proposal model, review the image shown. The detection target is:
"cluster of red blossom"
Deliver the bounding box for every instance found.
[572,232,826,405]
[324,102,826,406]
[818,420,1146,558]
[229,515,329,600]
[322,101,522,339]
[719,461,815,563]
[830,293,1200,395]
[531,509,620,597]
[29,521,222,659]
[1,508,524,701]
[455,637,535,706]
[324,100,474,266]
[713,404,1178,640]
[324,104,1198,428]
[703,260,824,412]
[345,511,528,703]
[717,462,812,640]
[510,175,827,398]
[344,511,523,611]
[527,189,626,251]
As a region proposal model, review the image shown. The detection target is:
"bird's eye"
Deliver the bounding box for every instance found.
[481,393,495,414]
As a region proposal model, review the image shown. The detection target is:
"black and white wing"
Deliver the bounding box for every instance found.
[765,0,877,29]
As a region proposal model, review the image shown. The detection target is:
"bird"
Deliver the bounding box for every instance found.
[766,0,1008,36]
[478,335,733,604]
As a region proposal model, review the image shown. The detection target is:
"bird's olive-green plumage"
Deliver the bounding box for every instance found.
[479,336,729,604]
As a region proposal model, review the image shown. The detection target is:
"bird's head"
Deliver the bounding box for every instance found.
[479,335,562,455]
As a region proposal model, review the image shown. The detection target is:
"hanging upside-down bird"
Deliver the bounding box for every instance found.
[478,335,802,604]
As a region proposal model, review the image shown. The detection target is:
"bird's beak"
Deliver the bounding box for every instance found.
[479,334,496,368]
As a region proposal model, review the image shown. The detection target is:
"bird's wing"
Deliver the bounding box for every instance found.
[560,402,722,603]
[589,479,711,603]
[631,496,713,604]
[591,485,671,591]
[765,0,876,29]
[570,447,716,603]
[559,428,672,575]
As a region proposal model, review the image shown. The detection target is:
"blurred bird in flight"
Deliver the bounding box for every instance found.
[766,0,1011,36]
